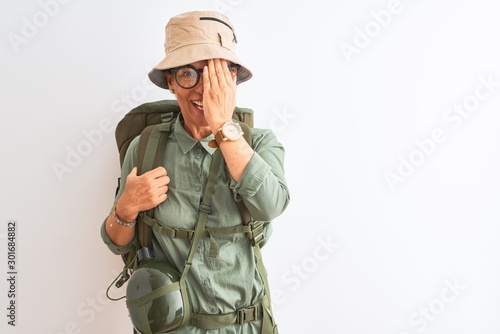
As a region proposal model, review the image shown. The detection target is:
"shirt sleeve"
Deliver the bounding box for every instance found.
[100,136,140,255]
[100,218,138,255]
[230,128,290,221]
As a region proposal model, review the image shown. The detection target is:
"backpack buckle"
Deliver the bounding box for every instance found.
[236,304,261,324]
[115,269,130,288]
[199,202,212,214]
[173,228,194,239]
[249,222,265,246]
[160,111,174,123]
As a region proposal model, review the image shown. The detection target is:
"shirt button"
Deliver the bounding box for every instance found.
[195,149,202,159]
[195,186,201,192]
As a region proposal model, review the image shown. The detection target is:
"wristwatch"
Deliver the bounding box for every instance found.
[208,121,243,148]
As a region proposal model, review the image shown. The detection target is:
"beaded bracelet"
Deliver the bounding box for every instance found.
[114,207,136,227]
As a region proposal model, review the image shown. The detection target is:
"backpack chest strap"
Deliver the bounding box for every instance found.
[139,213,265,245]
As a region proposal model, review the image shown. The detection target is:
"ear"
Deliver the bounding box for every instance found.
[166,71,175,93]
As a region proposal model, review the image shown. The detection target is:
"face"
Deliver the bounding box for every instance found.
[166,60,237,136]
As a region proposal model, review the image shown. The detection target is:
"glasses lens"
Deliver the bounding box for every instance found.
[175,67,198,89]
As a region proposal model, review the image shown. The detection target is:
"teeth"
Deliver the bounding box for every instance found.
[193,101,204,109]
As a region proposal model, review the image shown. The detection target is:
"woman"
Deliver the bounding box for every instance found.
[101,11,290,333]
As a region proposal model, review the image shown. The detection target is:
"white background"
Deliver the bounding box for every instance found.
[1,0,500,333]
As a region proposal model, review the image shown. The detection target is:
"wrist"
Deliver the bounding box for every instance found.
[114,202,138,227]
[113,206,136,227]
[211,120,230,135]
[209,121,244,148]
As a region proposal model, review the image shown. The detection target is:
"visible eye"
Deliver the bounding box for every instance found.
[228,64,240,73]
[179,68,196,78]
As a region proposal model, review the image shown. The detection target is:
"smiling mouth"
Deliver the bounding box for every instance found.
[193,101,204,111]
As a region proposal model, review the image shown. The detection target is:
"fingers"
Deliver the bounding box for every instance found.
[202,59,237,132]
[217,59,235,84]
[150,167,169,197]
[216,59,235,86]
[204,59,235,90]
[203,64,209,89]
[148,166,168,178]
[119,165,170,217]
[205,59,220,91]
[149,168,169,198]
[153,183,169,203]
[135,165,170,197]
[213,59,227,86]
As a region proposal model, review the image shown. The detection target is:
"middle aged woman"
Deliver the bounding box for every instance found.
[101,10,290,334]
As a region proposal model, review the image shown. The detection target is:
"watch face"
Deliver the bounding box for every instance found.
[222,122,242,140]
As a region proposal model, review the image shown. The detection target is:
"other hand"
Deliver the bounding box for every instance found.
[116,166,170,221]
[202,58,237,133]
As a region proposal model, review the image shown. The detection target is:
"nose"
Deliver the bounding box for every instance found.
[193,74,204,94]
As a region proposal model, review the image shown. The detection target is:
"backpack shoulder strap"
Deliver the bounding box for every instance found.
[109,114,176,291]
[136,115,175,249]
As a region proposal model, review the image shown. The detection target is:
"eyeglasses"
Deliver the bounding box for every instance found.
[169,64,238,89]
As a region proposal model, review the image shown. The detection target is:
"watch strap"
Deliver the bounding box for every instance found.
[208,130,224,148]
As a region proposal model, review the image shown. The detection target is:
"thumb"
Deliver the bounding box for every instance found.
[129,167,138,177]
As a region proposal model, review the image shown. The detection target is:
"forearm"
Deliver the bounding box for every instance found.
[218,135,254,182]
[233,151,290,221]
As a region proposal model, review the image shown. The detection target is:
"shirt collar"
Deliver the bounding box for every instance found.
[174,114,217,155]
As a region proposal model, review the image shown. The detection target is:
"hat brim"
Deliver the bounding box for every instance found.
[148,43,252,90]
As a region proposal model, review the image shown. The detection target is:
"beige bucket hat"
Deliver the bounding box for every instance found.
[148,11,252,90]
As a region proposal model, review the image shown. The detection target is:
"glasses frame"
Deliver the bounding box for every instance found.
[169,64,238,89]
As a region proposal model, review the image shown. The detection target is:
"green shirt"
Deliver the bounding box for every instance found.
[101,115,290,333]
